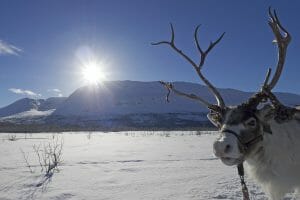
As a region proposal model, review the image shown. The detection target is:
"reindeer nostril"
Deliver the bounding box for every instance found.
[224,144,231,153]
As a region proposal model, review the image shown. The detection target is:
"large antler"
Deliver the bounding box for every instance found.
[262,7,291,92]
[244,8,292,110]
[152,23,225,111]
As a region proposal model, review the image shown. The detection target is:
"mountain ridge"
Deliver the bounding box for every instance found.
[1,80,299,131]
[0,97,67,118]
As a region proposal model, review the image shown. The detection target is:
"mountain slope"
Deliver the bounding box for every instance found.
[53,81,211,116]
[1,81,300,131]
[52,80,300,117]
[0,98,40,117]
[0,97,66,118]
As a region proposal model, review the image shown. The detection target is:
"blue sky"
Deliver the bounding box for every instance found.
[0,0,300,107]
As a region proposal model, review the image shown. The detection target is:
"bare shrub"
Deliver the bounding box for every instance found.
[86,131,93,140]
[34,135,63,188]
[195,131,202,136]
[37,135,63,176]
[8,134,17,141]
[165,132,170,137]
[20,134,64,189]
[20,148,33,173]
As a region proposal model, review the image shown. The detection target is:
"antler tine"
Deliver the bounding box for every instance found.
[270,8,290,35]
[159,81,220,111]
[265,7,291,91]
[194,25,204,55]
[152,23,200,71]
[194,26,226,108]
[152,23,226,110]
[262,68,272,90]
[194,25,225,68]
[151,23,175,46]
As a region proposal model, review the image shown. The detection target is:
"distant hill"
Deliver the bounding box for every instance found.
[0,81,300,132]
[51,80,300,116]
[0,97,66,118]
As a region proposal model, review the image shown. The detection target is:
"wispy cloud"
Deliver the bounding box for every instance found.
[48,88,63,97]
[9,88,42,97]
[48,89,61,93]
[0,40,22,56]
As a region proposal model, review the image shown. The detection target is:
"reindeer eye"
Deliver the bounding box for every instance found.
[245,118,256,128]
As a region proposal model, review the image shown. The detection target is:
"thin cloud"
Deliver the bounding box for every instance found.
[48,88,63,97]
[9,88,42,97]
[48,89,61,93]
[0,40,22,55]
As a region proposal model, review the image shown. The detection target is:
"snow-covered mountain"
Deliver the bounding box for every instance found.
[53,81,210,116]
[0,97,66,118]
[52,80,300,116]
[1,81,300,131]
[0,109,55,124]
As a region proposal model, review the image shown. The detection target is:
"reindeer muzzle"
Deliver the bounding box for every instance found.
[222,129,263,153]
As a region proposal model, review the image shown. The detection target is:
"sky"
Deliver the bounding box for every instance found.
[1,0,300,107]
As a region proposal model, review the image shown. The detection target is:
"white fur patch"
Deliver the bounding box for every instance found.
[245,118,300,199]
[213,124,245,164]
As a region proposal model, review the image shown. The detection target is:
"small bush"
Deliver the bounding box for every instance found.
[8,134,17,141]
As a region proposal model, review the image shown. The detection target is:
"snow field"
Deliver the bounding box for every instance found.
[0,132,268,200]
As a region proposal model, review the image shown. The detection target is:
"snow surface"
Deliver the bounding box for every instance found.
[0,131,278,200]
[1,109,54,119]
[0,109,55,124]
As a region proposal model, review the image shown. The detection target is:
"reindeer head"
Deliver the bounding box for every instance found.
[153,8,291,166]
[208,103,274,166]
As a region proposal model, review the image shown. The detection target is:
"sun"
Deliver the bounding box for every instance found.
[81,61,106,85]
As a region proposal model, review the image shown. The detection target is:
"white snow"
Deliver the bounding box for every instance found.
[0,109,55,124]
[0,97,65,118]
[1,109,55,120]
[0,131,273,200]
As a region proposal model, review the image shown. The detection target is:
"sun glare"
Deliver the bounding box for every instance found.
[81,62,106,85]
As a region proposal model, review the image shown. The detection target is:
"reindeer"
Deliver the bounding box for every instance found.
[152,8,300,200]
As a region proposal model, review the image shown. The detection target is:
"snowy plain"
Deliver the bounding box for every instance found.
[0,131,284,200]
